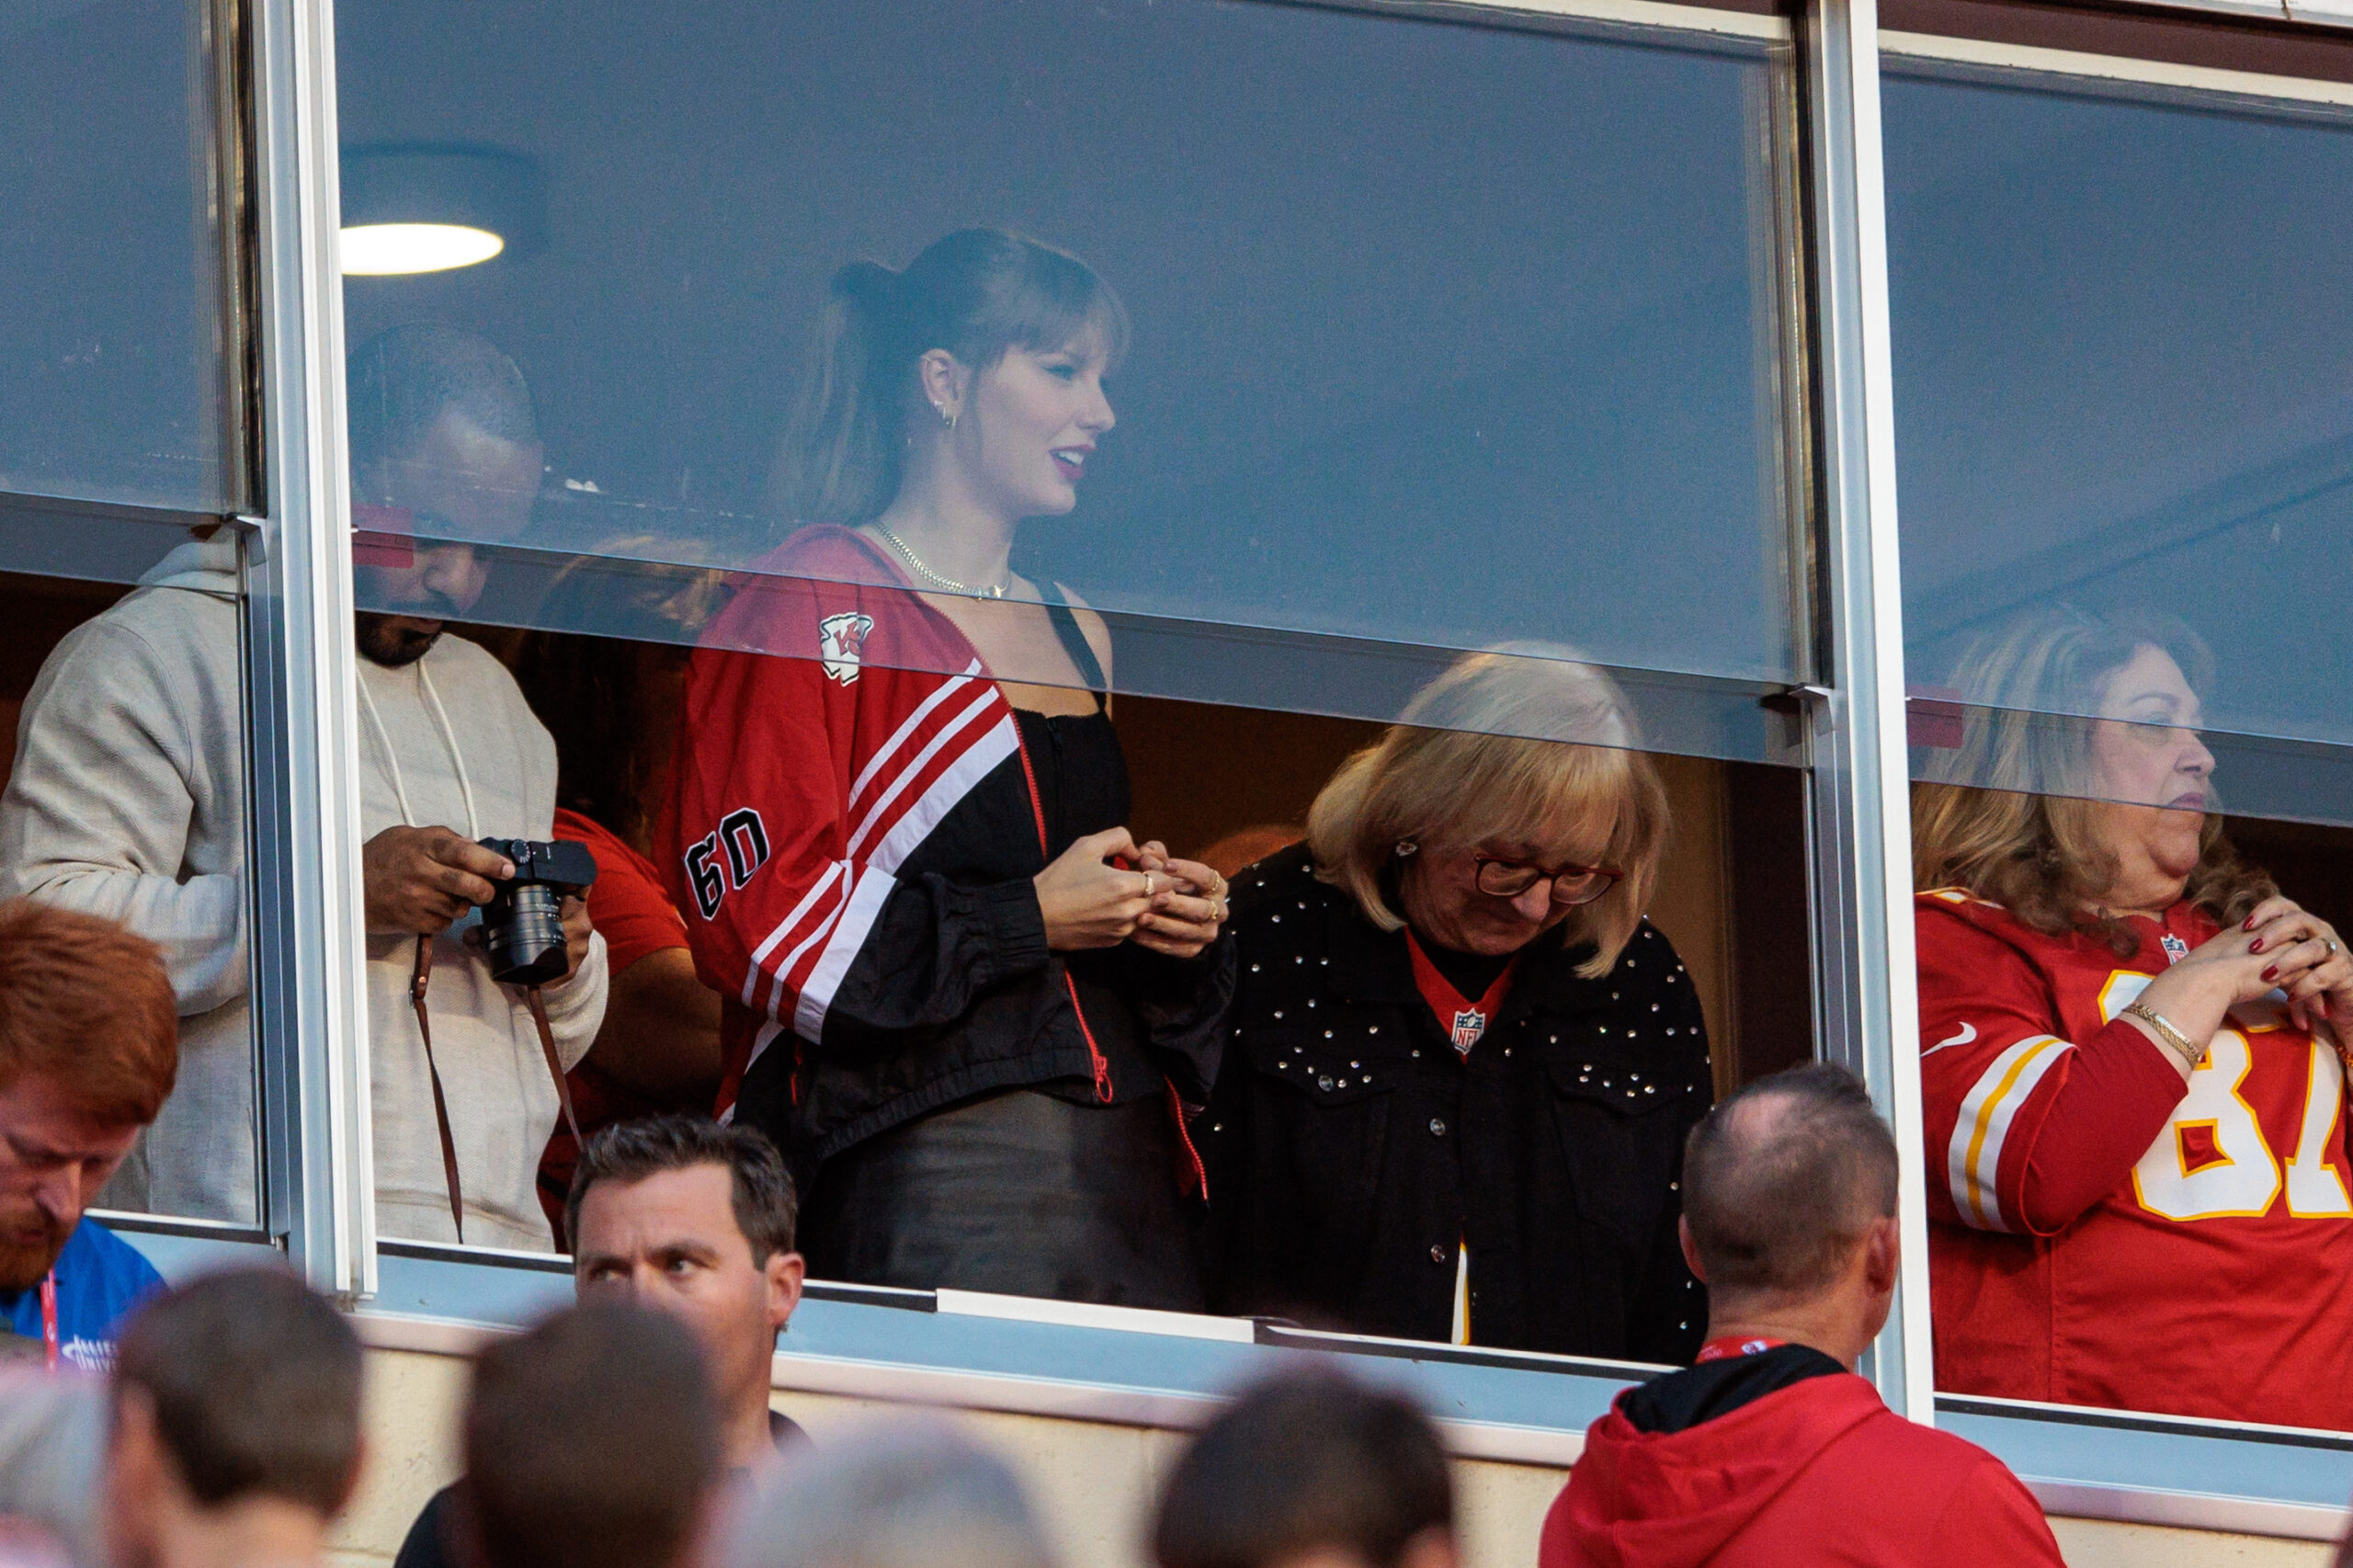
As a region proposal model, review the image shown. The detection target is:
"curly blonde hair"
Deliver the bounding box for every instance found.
[1911,606,2272,955]
[1305,645,1667,979]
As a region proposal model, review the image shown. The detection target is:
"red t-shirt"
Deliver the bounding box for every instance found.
[1918,889,2353,1429]
[537,809,697,1242]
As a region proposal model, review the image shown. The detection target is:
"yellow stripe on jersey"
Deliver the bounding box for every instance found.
[1949,1035,2069,1232]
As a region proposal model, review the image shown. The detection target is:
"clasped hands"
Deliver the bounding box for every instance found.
[1035,826,1228,960]
[2128,895,2353,1075]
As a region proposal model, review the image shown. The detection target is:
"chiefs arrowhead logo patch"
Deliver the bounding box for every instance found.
[818,611,876,686]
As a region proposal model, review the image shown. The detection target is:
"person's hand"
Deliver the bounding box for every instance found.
[2238,896,2353,1036]
[1131,842,1227,960]
[363,825,512,936]
[548,895,594,987]
[1035,827,1154,950]
[2132,899,2340,1074]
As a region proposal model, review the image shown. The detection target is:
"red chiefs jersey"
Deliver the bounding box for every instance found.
[663,526,1031,1119]
[1918,889,2353,1430]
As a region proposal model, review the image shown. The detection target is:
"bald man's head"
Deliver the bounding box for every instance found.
[1682,1064,1897,1302]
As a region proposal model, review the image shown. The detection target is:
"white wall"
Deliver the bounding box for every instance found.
[328,1344,2338,1568]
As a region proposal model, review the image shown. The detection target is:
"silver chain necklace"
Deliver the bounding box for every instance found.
[873,524,1009,599]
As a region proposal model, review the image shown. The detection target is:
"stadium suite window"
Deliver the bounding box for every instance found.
[0,0,269,1248]
[1886,6,2353,1440]
[325,0,1822,1349]
[0,512,267,1235]
[0,0,236,512]
[329,0,1811,744]
[374,606,1819,1361]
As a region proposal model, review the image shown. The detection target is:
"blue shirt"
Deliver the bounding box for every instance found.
[0,1218,165,1372]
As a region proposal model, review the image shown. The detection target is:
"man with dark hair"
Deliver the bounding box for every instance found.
[452,1301,722,1568]
[1153,1369,1457,1568]
[566,1115,805,1467]
[342,324,608,1252]
[0,901,175,1368]
[0,325,606,1250]
[104,1267,365,1568]
[1540,1063,2065,1567]
[396,1115,806,1568]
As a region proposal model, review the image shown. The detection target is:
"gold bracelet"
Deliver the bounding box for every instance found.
[2125,1001,2207,1070]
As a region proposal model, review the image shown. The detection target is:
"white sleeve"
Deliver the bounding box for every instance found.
[536,928,609,1071]
[0,621,246,1014]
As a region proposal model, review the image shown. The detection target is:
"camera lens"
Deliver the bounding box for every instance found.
[486,882,570,986]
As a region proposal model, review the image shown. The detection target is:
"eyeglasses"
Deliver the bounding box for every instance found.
[1473,853,1623,907]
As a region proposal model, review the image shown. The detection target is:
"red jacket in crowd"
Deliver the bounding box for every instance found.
[1540,1348,2064,1567]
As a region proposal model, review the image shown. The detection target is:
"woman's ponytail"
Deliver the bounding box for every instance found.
[770,260,906,527]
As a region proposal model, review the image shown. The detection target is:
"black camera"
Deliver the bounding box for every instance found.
[476,837,598,986]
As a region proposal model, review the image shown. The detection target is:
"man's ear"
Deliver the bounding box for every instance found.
[1678,1215,1707,1284]
[1861,1213,1902,1297]
[767,1249,806,1334]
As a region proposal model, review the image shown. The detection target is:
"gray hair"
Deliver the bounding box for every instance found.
[724,1420,1055,1568]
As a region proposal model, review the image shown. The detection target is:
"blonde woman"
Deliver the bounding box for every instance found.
[1202,647,1711,1358]
[1915,606,2353,1429]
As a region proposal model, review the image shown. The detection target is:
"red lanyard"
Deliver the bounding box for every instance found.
[1406,933,1519,1058]
[40,1270,58,1372]
[1696,1335,1789,1363]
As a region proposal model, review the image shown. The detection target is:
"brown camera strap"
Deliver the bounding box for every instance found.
[411,935,586,1247]
[410,937,465,1244]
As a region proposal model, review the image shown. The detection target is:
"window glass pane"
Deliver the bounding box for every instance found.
[1891,46,2353,1436]
[377,608,1813,1361]
[0,509,262,1231]
[328,0,1817,1360]
[1889,55,2353,760]
[0,0,233,509]
[333,0,1809,765]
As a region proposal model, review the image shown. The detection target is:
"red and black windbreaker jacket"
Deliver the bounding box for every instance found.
[661,526,1229,1172]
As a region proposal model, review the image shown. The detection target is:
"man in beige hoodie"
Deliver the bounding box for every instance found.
[1,324,607,1251]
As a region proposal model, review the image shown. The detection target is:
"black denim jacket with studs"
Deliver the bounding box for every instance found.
[1199,844,1711,1361]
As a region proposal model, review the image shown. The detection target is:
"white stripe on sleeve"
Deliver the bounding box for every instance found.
[869,715,1022,875]
[1947,1034,2070,1233]
[794,864,899,1043]
[847,660,983,806]
[846,685,1002,858]
[742,859,848,1008]
[740,1017,787,1087]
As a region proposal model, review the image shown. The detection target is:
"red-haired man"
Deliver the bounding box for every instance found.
[0,899,176,1369]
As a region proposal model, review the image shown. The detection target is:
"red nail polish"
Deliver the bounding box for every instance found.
[2263,965,2280,983]
[2246,915,2259,931]
[2250,938,2265,954]
[2321,1000,2334,1021]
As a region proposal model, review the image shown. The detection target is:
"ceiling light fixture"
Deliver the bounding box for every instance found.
[338,143,545,278]
[341,222,506,276]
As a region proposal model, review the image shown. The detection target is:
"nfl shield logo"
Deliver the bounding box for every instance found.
[2162,933,2189,965]
[1450,1008,1487,1057]
[818,611,876,686]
